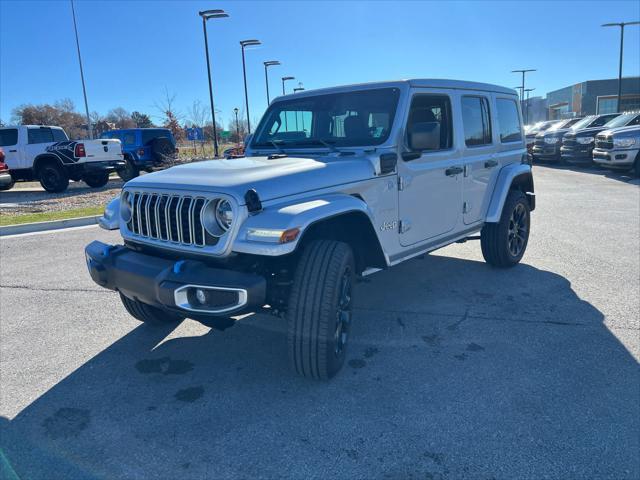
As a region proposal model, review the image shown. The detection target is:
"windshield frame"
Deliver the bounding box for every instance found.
[251,87,402,150]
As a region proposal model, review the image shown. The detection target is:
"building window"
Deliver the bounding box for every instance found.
[597,97,618,114]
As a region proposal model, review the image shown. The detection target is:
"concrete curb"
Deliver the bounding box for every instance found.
[0,215,100,237]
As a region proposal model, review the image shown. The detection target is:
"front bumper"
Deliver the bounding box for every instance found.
[532,144,560,162]
[0,171,13,188]
[81,159,127,173]
[592,148,639,168]
[560,145,594,163]
[85,241,266,317]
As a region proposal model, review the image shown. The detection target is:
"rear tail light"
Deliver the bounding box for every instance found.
[75,143,86,157]
[0,149,5,163]
[0,161,7,171]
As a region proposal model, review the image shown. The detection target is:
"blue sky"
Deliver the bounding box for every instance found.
[1,0,639,129]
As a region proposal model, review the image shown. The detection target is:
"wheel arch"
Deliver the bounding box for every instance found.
[485,164,535,223]
[33,154,65,175]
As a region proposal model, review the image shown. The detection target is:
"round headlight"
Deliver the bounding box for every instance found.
[215,199,233,231]
[201,198,233,237]
[120,191,132,222]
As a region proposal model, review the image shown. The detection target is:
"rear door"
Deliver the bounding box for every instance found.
[25,127,56,165]
[460,93,495,225]
[0,128,22,169]
[398,89,463,246]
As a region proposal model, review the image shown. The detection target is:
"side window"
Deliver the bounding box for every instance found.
[629,115,640,126]
[406,95,453,152]
[496,98,523,143]
[0,129,18,147]
[28,128,54,144]
[123,133,136,145]
[462,96,492,146]
[51,129,68,142]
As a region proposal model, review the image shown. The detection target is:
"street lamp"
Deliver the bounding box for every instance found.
[233,107,240,147]
[602,21,640,112]
[282,76,295,95]
[70,0,92,139]
[293,82,305,93]
[240,39,261,134]
[263,60,280,105]
[524,88,535,124]
[512,69,536,106]
[199,9,228,158]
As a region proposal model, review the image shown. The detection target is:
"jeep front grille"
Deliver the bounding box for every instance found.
[127,192,218,247]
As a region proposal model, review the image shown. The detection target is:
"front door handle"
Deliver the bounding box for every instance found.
[484,159,498,168]
[8,149,17,153]
[445,166,463,176]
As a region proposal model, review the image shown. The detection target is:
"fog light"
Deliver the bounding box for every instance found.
[195,288,207,304]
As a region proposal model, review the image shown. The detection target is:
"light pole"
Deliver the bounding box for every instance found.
[282,76,294,95]
[199,9,228,158]
[512,69,536,110]
[524,88,535,124]
[240,39,261,134]
[602,21,640,112]
[70,0,92,139]
[263,60,280,105]
[233,107,240,147]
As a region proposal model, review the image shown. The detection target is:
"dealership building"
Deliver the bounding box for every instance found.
[545,76,640,119]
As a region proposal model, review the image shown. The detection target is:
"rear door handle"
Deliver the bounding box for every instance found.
[445,166,463,176]
[484,159,498,168]
[9,149,17,152]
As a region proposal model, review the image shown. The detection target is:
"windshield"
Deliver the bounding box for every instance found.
[548,119,575,131]
[603,113,634,129]
[252,87,401,148]
[569,116,596,131]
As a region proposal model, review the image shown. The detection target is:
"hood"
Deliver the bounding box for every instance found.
[125,155,375,204]
[539,128,570,138]
[566,126,608,137]
[602,124,640,137]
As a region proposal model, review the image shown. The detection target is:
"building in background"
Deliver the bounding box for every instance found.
[523,96,549,124]
[545,77,640,119]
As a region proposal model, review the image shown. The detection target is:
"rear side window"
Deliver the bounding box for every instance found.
[142,129,173,145]
[406,94,453,152]
[0,129,18,146]
[496,98,523,143]
[51,129,68,142]
[462,96,492,146]
[28,128,54,144]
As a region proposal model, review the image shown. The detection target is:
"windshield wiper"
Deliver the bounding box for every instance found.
[291,138,339,152]
[268,140,286,154]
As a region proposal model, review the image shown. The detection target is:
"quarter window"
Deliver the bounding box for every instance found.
[496,98,523,143]
[51,128,68,142]
[462,96,492,146]
[0,129,18,147]
[28,128,54,144]
[406,95,453,152]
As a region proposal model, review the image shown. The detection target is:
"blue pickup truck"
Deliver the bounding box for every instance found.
[100,128,177,181]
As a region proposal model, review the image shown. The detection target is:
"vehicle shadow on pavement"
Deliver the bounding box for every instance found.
[1,255,639,479]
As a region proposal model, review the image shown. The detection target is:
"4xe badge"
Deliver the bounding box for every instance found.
[380,220,397,232]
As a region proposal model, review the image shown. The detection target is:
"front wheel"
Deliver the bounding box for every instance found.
[83,171,110,188]
[287,240,355,380]
[120,293,184,326]
[481,190,531,268]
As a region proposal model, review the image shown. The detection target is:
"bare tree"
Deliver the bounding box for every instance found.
[154,87,184,142]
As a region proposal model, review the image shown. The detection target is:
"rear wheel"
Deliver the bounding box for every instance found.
[39,162,69,193]
[633,154,640,178]
[120,293,184,326]
[287,240,355,380]
[83,171,110,188]
[118,158,139,182]
[481,190,531,268]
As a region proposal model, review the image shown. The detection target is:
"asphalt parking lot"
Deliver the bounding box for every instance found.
[1,165,638,480]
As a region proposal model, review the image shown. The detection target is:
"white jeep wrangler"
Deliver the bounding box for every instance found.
[86,79,534,380]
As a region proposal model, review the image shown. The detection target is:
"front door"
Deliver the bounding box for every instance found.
[398,91,463,247]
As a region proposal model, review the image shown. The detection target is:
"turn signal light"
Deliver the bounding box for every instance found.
[75,143,86,157]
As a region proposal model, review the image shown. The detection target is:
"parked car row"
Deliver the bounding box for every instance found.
[0,125,177,192]
[525,111,640,176]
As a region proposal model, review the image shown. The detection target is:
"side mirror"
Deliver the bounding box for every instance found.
[408,121,440,151]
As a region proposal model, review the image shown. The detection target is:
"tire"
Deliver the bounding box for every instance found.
[83,171,110,188]
[287,240,355,380]
[39,162,69,193]
[481,190,531,268]
[120,293,184,326]
[149,137,176,165]
[118,158,139,182]
[633,154,640,178]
